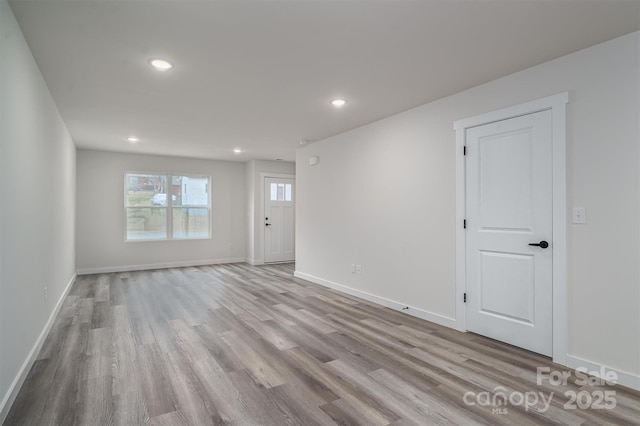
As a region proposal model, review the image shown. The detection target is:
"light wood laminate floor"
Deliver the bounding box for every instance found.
[5,263,640,425]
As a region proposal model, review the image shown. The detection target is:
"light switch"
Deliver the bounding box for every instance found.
[573,207,586,224]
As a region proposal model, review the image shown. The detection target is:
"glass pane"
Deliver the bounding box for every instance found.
[126,208,167,240]
[173,208,210,238]
[148,193,176,206]
[277,183,284,201]
[126,174,167,206]
[270,183,278,201]
[285,184,292,201]
[173,176,209,206]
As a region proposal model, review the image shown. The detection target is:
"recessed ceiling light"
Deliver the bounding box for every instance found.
[331,99,347,107]
[233,148,242,154]
[126,136,140,143]
[149,58,174,71]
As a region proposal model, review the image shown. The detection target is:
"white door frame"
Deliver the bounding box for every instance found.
[453,92,569,365]
[260,172,295,263]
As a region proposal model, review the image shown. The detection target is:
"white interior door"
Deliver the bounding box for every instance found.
[264,177,295,263]
[466,109,553,356]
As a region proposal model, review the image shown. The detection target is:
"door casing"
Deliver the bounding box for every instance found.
[454,92,568,365]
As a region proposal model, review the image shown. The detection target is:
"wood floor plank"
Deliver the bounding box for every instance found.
[3,359,52,426]
[149,410,187,426]
[280,325,339,364]
[274,303,337,334]
[284,347,401,426]
[76,298,94,325]
[90,300,111,329]
[226,369,295,425]
[220,329,286,389]
[320,398,377,426]
[367,367,488,426]
[74,376,114,426]
[327,360,466,426]
[112,390,150,426]
[108,274,126,306]
[171,321,259,424]
[6,262,640,426]
[240,316,298,350]
[94,275,110,302]
[137,343,178,418]
[36,316,73,361]
[192,323,245,373]
[265,383,337,426]
[161,349,226,425]
[110,305,143,398]
[325,330,443,393]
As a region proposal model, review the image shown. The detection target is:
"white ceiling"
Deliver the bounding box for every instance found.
[9,0,640,162]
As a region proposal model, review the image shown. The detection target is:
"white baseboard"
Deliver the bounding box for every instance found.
[566,354,640,392]
[245,259,294,266]
[76,257,246,275]
[0,273,76,424]
[293,273,640,393]
[293,271,457,329]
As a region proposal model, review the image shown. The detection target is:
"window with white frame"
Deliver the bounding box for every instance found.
[270,182,292,201]
[125,173,211,241]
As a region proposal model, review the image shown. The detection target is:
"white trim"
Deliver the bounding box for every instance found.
[453,92,569,130]
[0,274,76,424]
[259,173,296,179]
[294,271,458,329]
[551,99,568,366]
[123,172,212,242]
[260,172,295,264]
[453,127,467,332]
[244,258,264,266]
[454,92,569,364]
[76,258,245,275]
[566,355,640,392]
[125,236,212,243]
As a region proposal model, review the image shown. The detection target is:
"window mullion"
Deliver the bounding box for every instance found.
[167,174,173,239]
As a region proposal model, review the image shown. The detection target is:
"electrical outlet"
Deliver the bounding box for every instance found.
[351,264,356,274]
[43,286,48,301]
[356,264,362,275]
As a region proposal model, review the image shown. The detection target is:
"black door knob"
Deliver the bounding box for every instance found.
[529,241,549,249]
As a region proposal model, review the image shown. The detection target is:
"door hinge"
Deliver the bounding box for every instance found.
[463,146,467,156]
[463,219,467,229]
[464,293,467,303]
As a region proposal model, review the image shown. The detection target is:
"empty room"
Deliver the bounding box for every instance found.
[1,0,640,424]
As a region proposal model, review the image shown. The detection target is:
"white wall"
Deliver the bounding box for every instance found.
[0,0,77,419]
[296,32,640,381]
[245,160,256,262]
[76,150,245,273]
[244,160,295,264]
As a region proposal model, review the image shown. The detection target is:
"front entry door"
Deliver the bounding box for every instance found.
[466,109,553,356]
[264,177,295,263]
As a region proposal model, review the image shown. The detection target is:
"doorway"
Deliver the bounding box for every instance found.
[454,93,568,362]
[264,176,295,263]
